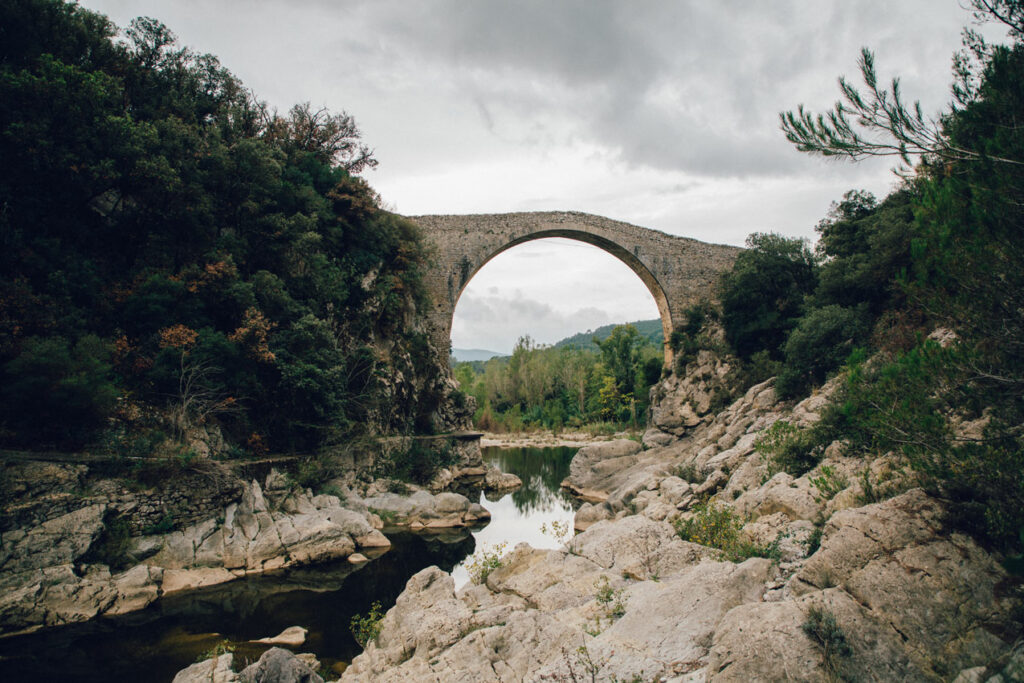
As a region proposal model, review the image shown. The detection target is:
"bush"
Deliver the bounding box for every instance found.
[372,439,459,486]
[673,501,781,562]
[802,606,852,677]
[195,640,235,663]
[292,453,341,491]
[820,342,1024,550]
[350,601,385,648]
[719,233,818,360]
[776,305,870,399]
[465,541,507,584]
[755,420,827,477]
[672,462,706,484]
[0,335,119,448]
[809,465,849,502]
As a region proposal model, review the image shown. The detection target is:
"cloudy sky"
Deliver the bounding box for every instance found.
[82,1,1010,354]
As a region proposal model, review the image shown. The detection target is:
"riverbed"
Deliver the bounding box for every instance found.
[0,446,578,682]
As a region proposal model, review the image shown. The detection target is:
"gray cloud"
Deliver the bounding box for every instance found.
[452,292,613,354]
[328,0,982,177]
[78,0,1011,351]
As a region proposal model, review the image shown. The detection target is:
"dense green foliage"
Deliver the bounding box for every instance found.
[453,326,662,432]
[554,318,663,352]
[0,0,433,452]
[729,4,1024,552]
[719,232,818,362]
[718,188,918,399]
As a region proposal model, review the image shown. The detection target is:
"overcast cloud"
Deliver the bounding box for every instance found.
[81,1,1012,353]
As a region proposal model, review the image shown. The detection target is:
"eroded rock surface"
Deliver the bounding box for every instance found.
[0,471,387,636]
[343,358,1021,681]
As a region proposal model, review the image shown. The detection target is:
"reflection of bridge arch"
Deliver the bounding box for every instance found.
[409,211,741,368]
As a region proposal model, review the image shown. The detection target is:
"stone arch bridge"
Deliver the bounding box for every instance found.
[408,211,741,369]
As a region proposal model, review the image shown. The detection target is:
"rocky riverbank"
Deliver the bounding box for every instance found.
[480,430,638,449]
[336,352,1024,682]
[0,440,520,638]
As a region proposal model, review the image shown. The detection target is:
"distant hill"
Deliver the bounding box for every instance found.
[554,319,663,352]
[451,348,507,362]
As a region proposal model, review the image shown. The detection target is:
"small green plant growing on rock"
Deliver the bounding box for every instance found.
[142,514,174,536]
[673,501,781,563]
[673,462,706,484]
[350,601,385,648]
[674,501,741,550]
[465,541,508,584]
[802,605,852,680]
[805,518,826,556]
[541,519,580,555]
[809,465,849,502]
[369,507,398,525]
[195,640,234,663]
[590,575,626,633]
[318,484,347,503]
[756,419,825,476]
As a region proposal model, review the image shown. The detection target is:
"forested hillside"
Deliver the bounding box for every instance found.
[0,0,454,454]
[675,1,1024,552]
[553,318,662,352]
[454,327,663,432]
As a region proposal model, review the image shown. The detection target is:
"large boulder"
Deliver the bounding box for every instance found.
[561,439,642,501]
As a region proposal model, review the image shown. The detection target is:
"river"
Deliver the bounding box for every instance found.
[0,446,578,682]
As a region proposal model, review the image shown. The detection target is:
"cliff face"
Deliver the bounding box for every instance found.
[342,359,1023,682]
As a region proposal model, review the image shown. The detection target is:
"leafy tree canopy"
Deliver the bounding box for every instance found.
[0,0,429,451]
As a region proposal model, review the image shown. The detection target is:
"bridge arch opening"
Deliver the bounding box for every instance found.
[450,231,671,363]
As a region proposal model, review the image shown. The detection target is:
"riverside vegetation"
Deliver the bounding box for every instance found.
[0,0,464,467]
[336,3,1024,681]
[453,326,664,433]
[5,0,1024,680]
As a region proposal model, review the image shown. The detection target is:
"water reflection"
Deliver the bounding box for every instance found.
[0,532,474,683]
[484,445,578,514]
[451,446,578,588]
[0,446,577,682]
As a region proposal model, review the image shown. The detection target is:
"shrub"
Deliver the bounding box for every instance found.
[672,462,706,484]
[0,335,119,448]
[465,541,508,584]
[103,427,167,459]
[372,439,459,486]
[142,514,175,536]
[292,453,341,490]
[821,341,1024,550]
[350,601,385,648]
[719,233,818,360]
[802,606,852,678]
[755,420,827,477]
[673,501,781,562]
[195,640,235,663]
[674,501,741,550]
[776,305,870,399]
[809,465,849,502]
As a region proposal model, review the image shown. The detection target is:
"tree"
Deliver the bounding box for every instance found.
[595,324,643,396]
[780,1,1024,168]
[812,188,917,315]
[719,233,818,360]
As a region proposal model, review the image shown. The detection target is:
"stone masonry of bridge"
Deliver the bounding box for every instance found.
[408,211,742,369]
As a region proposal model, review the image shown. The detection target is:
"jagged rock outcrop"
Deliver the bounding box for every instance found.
[650,349,735,436]
[0,471,388,636]
[172,647,325,683]
[358,489,491,530]
[344,354,1022,681]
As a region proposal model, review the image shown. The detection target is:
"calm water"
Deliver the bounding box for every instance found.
[0,446,577,682]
